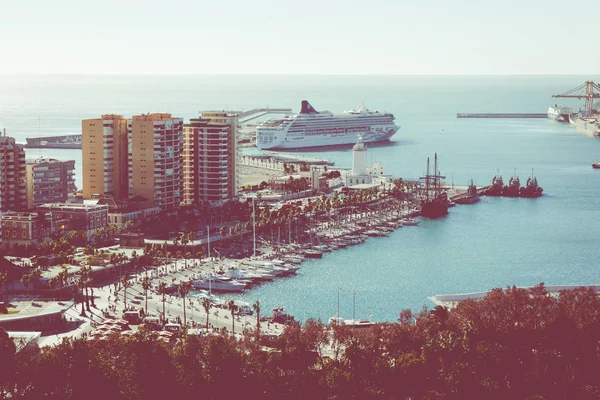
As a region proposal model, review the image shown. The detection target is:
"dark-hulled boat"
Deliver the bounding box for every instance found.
[484,172,504,196]
[419,153,449,218]
[593,160,600,169]
[502,169,521,197]
[519,170,543,198]
[455,180,480,205]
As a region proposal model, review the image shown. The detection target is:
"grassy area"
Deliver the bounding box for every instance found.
[0,310,20,315]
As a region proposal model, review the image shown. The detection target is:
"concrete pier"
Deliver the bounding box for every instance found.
[456,113,546,118]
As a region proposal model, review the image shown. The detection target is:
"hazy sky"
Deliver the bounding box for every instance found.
[1,0,598,74]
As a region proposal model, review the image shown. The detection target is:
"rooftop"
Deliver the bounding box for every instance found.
[26,156,74,165]
[38,203,108,211]
[0,300,74,324]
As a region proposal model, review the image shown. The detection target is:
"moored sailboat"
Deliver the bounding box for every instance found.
[418,153,449,218]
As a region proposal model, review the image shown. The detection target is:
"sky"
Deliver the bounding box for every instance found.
[0,0,598,75]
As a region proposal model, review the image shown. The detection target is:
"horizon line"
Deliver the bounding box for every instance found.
[0,72,598,77]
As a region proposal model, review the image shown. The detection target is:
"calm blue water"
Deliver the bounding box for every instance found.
[1,74,599,321]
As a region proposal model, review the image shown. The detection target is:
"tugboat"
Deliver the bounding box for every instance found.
[419,153,449,218]
[519,169,543,198]
[484,171,504,196]
[502,169,521,197]
[455,179,480,204]
[593,160,600,169]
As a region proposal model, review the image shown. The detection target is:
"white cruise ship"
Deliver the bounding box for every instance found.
[256,100,399,150]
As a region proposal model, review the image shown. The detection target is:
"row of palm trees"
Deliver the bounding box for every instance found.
[92,221,134,244]
[149,277,263,337]
[0,272,8,301]
[20,268,42,296]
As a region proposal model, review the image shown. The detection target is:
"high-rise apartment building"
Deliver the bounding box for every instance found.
[0,131,27,212]
[82,114,129,200]
[183,111,239,205]
[25,157,76,209]
[129,113,183,210]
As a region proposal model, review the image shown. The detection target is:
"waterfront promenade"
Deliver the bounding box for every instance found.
[30,194,423,345]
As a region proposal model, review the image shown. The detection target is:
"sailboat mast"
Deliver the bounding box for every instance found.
[426,156,430,199]
[353,291,356,322]
[207,225,210,260]
[252,197,256,259]
[337,287,340,323]
[434,153,439,192]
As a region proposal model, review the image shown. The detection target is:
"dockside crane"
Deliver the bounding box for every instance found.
[552,81,600,116]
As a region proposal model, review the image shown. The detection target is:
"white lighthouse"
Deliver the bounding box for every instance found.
[346,136,372,187]
[352,136,368,176]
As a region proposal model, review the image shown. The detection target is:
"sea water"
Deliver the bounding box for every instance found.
[1,74,599,321]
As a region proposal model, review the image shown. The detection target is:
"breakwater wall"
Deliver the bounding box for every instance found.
[456,113,547,118]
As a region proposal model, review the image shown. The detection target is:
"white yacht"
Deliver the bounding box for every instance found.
[225,266,273,282]
[256,100,399,150]
[192,277,246,293]
[328,317,375,329]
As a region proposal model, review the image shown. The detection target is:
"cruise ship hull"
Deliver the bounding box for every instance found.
[258,129,397,150]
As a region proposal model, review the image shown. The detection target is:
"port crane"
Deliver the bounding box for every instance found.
[552,81,600,116]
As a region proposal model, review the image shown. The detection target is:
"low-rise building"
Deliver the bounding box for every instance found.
[25,157,76,209]
[1,212,53,251]
[36,203,108,238]
[120,232,145,248]
[85,195,161,227]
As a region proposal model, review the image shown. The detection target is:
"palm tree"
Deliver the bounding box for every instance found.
[29,268,42,284]
[184,252,192,269]
[120,275,132,311]
[79,266,92,312]
[76,269,88,317]
[48,277,57,301]
[175,251,182,271]
[226,299,237,336]
[177,280,193,326]
[141,275,151,315]
[162,241,168,262]
[252,300,261,339]
[180,233,189,264]
[157,281,168,321]
[21,272,31,298]
[201,297,212,329]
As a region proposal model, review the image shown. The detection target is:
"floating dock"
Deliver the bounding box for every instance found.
[456,113,547,119]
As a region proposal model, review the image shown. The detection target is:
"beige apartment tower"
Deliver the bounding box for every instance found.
[129,113,183,210]
[183,111,239,205]
[25,157,76,209]
[0,132,27,212]
[82,115,129,200]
